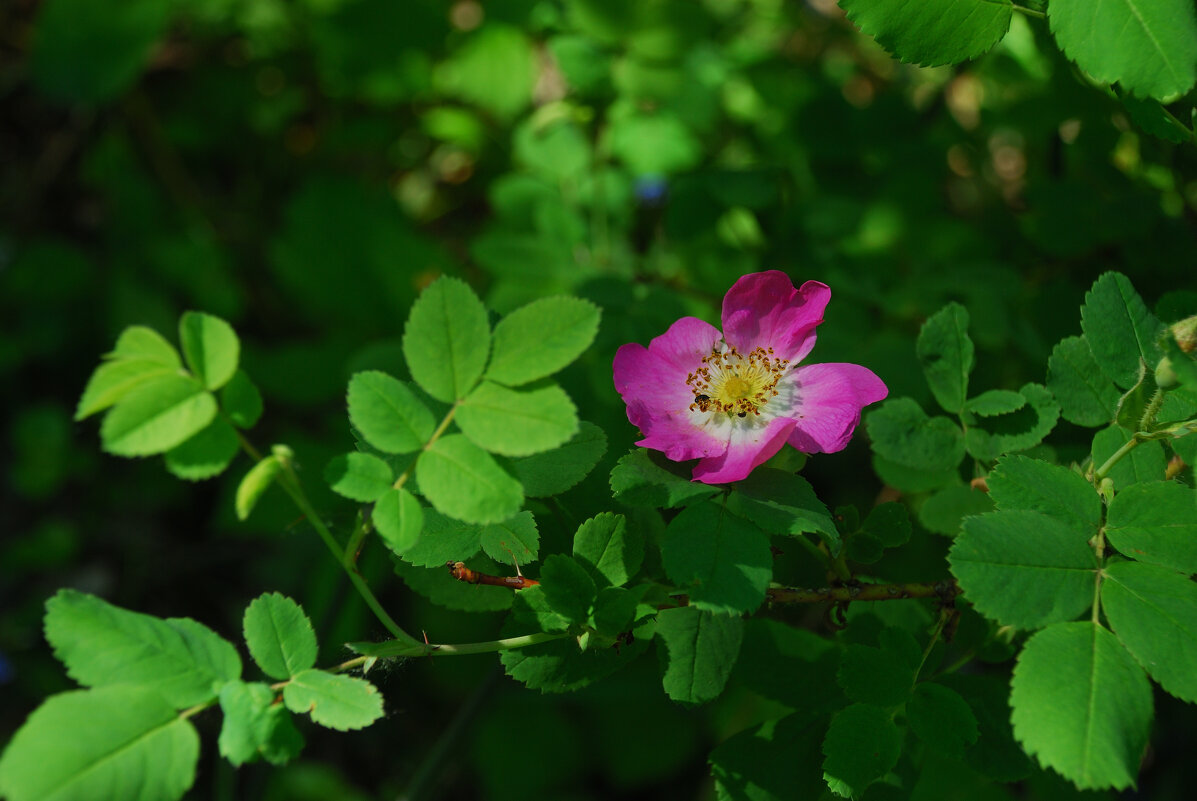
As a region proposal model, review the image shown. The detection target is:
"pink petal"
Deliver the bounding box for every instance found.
[692,416,798,484]
[785,363,888,454]
[721,271,831,363]
[613,317,726,461]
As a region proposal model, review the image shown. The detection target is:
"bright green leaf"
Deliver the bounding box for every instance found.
[346,371,436,455]
[416,434,523,524]
[394,556,513,612]
[839,0,1012,67]
[908,683,979,756]
[179,311,240,390]
[501,630,648,693]
[75,359,175,420]
[373,487,424,554]
[1106,480,1197,573]
[100,375,217,457]
[437,25,535,119]
[164,417,240,481]
[572,512,643,587]
[480,510,540,566]
[107,325,182,367]
[44,589,241,708]
[822,703,902,799]
[656,606,743,705]
[949,510,1095,629]
[661,501,772,615]
[963,383,1060,461]
[608,111,702,175]
[456,380,578,457]
[242,593,318,681]
[1080,272,1165,389]
[1103,560,1197,703]
[1048,336,1120,426]
[487,296,601,386]
[917,302,974,413]
[964,389,1025,418]
[727,468,839,551]
[509,421,607,497]
[397,509,483,568]
[236,454,283,521]
[324,452,394,502]
[1049,0,1197,100]
[1092,425,1166,489]
[610,448,720,508]
[0,686,198,801]
[986,454,1101,535]
[402,276,491,403]
[282,670,384,731]
[1010,622,1152,791]
[220,370,264,429]
[217,681,304,767]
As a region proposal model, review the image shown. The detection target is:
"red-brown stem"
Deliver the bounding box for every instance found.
[446,561,539,589]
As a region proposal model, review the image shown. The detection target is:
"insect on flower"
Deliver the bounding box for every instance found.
[612,270,888,484]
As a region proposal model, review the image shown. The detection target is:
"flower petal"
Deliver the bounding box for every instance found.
[613,317,726,461]
[786,363,888,454]
[721,271,831,363]
[691,416,797,484]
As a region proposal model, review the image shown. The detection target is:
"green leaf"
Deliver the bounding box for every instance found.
[937,673,1031,781]
[107,325,182,367]
[861,502,911,548]
[164,417,240,481]
[487,296,601,386]
[30,0,173,105]
[0,686,198,801]
[510,585,571,633]
[986,454,1101,535]
[839,0,1012,67]
[949,510,1095,629]
[402,276,491,403]
[76,359,175,420]
[822,703,902,799]
[1123,93,1196,142]
[711,713,828,801]
[865,398,965,472]
[661,501,772,615]
[1106,480,1197,573]
[1048,0,1197,99]
[538,554,597,625]
[917,302,974,413]
[963,383,1060,461]
[179,311,240,390]
[1010,622,1152,791]
[282,670,384,731]
[963,389,1024,418]
[456,380,578,456]
[242,593,318,681]
[416,434,523,524]
[907,683,979,756]
[397,509,483,567]
[346,371,436,455]
[918,485,994,536]
[1092,425,1166,489]
[836,640,916,707]
[732,619,844,712]
[480,510,540,566]
[656,607,743,705]
[726,468,839,551]
[871,454,959,493]
[99,374,217,457]
[609,448,720,508]
[217,681,303,767]
[1103,560,1197,703]
[608,111,702,175]
[1115,364,1158,431]
[1080,272,1165,389]
[572,512,643,588]
[324,452,394,502]
[1047,336,1120,426]
[394,556,513,612]
[220,370,264,429]
[509,420,607,497]
[373,488,424,554]
[501,630,648,693]
[44,589,241,707]
[438,25,535,119]
[589,586,638,637]
[236,453,283,521]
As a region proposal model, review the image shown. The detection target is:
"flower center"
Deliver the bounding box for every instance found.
[686,344,789,418]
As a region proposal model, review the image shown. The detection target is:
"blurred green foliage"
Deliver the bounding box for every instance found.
[2,0,1196,799]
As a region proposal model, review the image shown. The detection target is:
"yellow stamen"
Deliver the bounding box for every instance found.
[686,344,788,417]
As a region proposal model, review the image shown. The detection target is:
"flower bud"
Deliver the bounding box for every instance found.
[1154,357,1179,390]
[1172,315,1197,354]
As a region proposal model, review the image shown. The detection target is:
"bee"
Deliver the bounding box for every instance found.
[691,393,712,412]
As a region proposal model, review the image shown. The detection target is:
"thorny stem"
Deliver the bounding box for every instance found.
[766,579,960,605]
[357,631,568,659]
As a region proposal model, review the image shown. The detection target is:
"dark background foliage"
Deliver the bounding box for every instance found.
[2,0,1195,798]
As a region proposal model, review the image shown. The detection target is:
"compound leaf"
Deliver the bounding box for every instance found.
[242,593,318,681]
[487,296,601,386]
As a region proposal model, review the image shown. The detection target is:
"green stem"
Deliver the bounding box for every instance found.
[1012,4,1046,19]
[1094,436,1141,480]
[1138,388,1166,431]
[1160,106,1197,144]
[355,631,567,659]
[913,607,952,682]
[342,512,369,569]
[393,403,458,490]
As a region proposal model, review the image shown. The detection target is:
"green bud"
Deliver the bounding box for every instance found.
[1154,357,1179,390]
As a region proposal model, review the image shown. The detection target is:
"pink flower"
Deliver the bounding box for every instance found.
[613,271,888,484]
